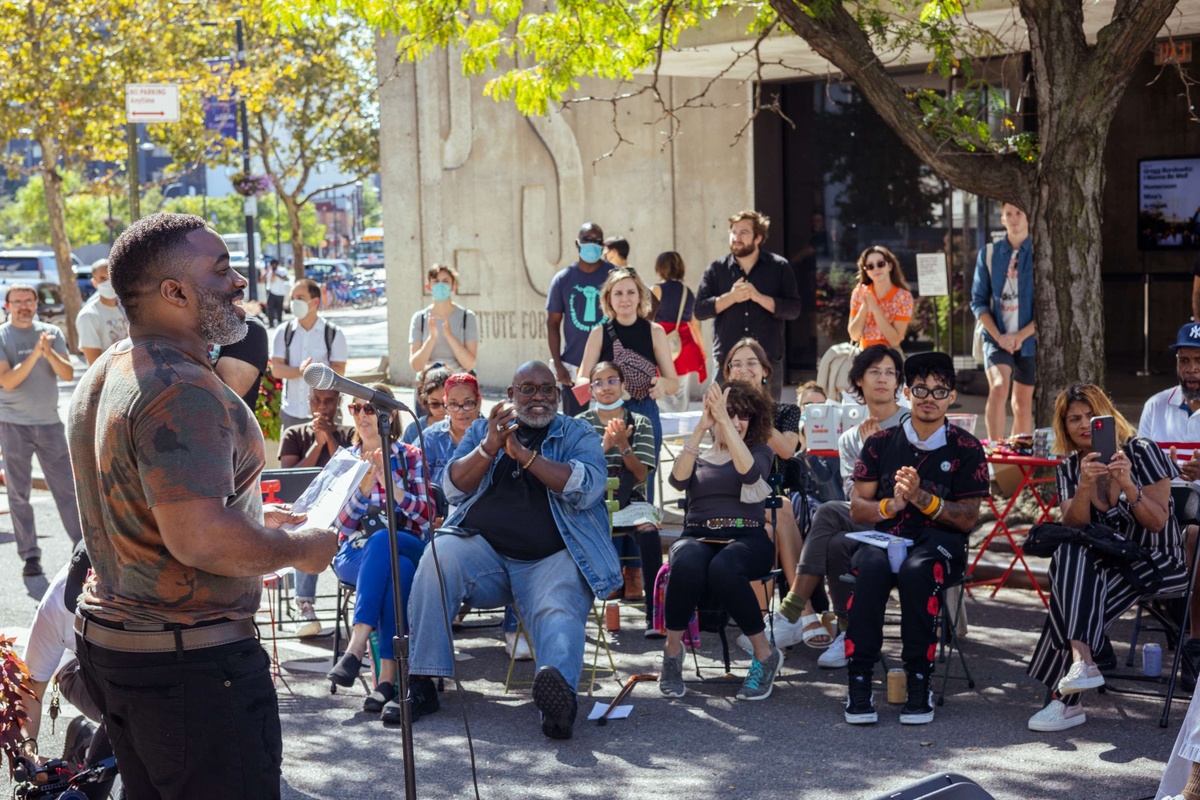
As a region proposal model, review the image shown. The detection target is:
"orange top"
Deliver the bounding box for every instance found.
[851,284,913,347]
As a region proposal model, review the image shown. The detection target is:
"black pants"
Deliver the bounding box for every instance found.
[845,527,965,676]
[75,631,282,800]
[614,524,663,622]
[664,529,775,635]
[265,293,284,327]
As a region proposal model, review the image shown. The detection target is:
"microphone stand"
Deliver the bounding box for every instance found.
[375,402,418,800]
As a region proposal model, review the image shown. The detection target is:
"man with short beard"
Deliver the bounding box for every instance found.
[68,213,337,799]
[695,210,801,400]
[405,361,622,740]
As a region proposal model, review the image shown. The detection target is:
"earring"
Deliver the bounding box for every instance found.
[762,377,768,385]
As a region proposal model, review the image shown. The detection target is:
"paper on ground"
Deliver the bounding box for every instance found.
[282,448,370,533]
[587,701,633,721]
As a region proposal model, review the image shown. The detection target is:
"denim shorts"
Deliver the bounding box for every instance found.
[983,340,1036,386]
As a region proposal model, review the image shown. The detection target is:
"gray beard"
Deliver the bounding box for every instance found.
[195,286,248,346]
[516,407,555,429]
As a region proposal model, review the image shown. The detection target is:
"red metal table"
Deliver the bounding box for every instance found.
[967,453,1061,607]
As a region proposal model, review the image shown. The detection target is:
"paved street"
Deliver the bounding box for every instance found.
[0,316,1189,800]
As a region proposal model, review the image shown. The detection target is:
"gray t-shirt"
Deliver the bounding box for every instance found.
[0,321,69,425]
[838,406,908,497]
[408,304,479,374]
[76,298,129,353]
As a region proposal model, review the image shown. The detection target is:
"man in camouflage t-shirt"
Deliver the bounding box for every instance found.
[68,213,337,800]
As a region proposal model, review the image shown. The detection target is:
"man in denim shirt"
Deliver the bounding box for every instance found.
[971,202,1037,442]
[406,361,621,740]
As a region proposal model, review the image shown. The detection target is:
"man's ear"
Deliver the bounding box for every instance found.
[160,278,188,308]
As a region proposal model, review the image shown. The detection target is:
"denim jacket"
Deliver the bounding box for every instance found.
[441,414,623,598]
[970,237,1036,357]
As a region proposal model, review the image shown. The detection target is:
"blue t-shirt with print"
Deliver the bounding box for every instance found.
[546,261,613,366]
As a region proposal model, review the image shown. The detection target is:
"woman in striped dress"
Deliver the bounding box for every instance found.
[1027,384,1187,732]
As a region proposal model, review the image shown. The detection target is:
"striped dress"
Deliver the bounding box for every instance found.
[1027,437,1187,705]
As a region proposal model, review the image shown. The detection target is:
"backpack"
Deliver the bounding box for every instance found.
[283,318,340,364]
[417,307,468,342]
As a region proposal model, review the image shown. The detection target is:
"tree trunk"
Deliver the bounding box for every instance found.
[39,141,84,352]
[281,194,307,279]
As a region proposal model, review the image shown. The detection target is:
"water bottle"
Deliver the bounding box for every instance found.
[1143,642,1163,677]
[887,539,907,574]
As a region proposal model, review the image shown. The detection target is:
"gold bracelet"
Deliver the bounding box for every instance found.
[522,451,539,470]
[879,498,895,519]
[920,495,940,516]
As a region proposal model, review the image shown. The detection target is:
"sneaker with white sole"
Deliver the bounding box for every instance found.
[505,630,533,661]
[898,671,934,725]
[844,669,878,724]
[660,651,687,698]
[1057,661,1104,695]
[736,648,783,701]
[818,632,848,669]
[1027,699,1086,732]
[296,600,321,638]
[736,612,808,653]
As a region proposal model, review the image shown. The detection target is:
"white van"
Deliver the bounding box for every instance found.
[0,249,78,286]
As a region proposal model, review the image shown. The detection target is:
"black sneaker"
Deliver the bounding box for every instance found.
[844,669,878,724]
[407,675,440,722]
[23,557,42,577]
[61,715,95,767]
[363,681,396,714]
[532,666,577,740]
[900,671,935,725]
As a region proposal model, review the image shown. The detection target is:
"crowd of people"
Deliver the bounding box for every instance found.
[10,206,1200,800]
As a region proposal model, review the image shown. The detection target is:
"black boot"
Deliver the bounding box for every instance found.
[899,670,935,725]
[844,662,877,724]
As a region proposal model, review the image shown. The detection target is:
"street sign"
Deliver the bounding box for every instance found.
[916,253,948,297]
[125,84,180,124]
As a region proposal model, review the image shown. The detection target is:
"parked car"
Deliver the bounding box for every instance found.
[304,259,355,284]
[74,263,95,301]
[0,249,79,290]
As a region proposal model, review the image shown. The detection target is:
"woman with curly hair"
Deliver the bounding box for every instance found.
[659,380,782,702]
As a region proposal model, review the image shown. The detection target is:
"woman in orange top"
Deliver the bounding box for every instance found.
[847,245,913,349]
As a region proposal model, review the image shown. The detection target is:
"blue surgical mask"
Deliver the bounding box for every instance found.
[579,242,603,264]
[431,282,452,302]
[595,398,625,410]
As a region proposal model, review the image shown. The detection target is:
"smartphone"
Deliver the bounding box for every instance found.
[1091,415,1116,464]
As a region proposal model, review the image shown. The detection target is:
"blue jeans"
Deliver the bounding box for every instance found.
[294,570,319,605]
[625,396,662,503]
[332,533,421,660]
[409,536,594,690]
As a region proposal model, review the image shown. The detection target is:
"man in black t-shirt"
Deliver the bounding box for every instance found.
[843,352,989,726]
[278,387,353,468]
[211,314,268,409]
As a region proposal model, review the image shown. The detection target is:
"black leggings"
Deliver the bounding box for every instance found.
[664,528,775,635]
[614,524,663,621]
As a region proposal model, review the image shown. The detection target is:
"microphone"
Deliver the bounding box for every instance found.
[303,363,411,414]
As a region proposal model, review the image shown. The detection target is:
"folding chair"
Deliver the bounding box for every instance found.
[935,573,976,705]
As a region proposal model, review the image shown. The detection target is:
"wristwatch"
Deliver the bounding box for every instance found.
[621,447,633,457]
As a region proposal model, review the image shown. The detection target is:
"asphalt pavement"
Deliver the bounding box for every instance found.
[0,311,1190,799]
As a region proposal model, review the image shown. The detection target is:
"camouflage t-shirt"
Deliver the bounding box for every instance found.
[68,338,266,625]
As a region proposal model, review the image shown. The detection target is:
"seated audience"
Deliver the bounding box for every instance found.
[278,387,353,469]
[577,361,662,634]
[405,362,621,740]
[326,383,434,725]
[402,364,452,444]
[424,372,483,485]
[660,380,781,702]
[777,345,907,668]
[844,352,987,726]
[1027,384,1187,732]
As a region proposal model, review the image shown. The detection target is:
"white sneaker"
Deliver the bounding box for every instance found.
[818,632,848,669]
[1027,699,1087,732]
[1057,661,1104,695]
[736,612,807,653]
[296,600,321,639]
[505,631,533,661]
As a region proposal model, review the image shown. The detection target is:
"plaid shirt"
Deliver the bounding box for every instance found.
[335,442,432,545]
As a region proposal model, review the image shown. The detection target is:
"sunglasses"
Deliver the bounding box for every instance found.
[910,386,952,400]
[514,384,559,398]
[727,408,752,421]
[865,260,890,271]
[348,403,378,416]
[425,400,446,410]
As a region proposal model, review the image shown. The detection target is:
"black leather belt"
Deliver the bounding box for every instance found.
[75,613,256,653]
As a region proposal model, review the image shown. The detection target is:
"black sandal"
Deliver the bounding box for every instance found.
[363,681,396,713]
[327,652,362,687]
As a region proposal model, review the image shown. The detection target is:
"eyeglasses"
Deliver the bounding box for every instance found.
[6,299,36,308]
[865,261,890,271]
[425,400,445,410]
[910,385,952,400]
[727,359,761,371]
[446,400,478,412]
[865,368,898,379]
[348,403,378,416]
[591,377,621,389]
[515,384,559,398]
[727,408,752,421]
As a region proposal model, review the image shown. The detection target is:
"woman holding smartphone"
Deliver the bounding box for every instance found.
[1026,384,1186,732]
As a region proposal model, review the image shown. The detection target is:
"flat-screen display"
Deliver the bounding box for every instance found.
[1139,157,1200,250]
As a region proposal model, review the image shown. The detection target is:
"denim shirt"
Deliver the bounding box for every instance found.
[970,237,1036,357]
[441,414,622,598]
[422,418,462,487]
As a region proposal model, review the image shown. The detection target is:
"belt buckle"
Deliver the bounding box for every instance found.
[734,518,745,528]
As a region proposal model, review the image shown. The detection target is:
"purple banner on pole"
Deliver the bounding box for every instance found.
[203,58,238,140]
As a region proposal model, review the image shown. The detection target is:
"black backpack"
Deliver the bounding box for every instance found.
[283,319,340,364]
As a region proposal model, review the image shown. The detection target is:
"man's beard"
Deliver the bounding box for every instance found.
[195,284,248,346]
[516,404,555,429]
[730,241,755,259]
[1183,381,1200,404]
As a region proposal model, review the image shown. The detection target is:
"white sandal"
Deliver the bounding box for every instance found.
[800,613,833,648]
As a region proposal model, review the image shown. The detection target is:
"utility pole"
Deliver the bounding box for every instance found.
[127,123,140,222]
[236,18,259,300]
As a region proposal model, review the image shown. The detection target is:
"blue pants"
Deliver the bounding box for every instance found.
[332,531,423,660]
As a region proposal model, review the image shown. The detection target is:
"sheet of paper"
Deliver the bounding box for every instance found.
[281,449,371,533]
[846,530,915,549]
[587,701,633,721]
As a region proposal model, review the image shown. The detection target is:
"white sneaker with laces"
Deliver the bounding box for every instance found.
[296,600,321,638]
[1027,699,1087,732]
[1057,661,1104,695]
[505,630,533,661]
[736,612,808,653]
[818,632,848,669]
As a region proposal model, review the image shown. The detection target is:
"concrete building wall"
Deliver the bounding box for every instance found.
[376,41,754,390]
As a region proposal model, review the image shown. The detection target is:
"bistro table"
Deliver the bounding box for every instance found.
[967,452,1062,607]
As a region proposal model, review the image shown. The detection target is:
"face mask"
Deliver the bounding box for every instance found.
[579,242,603,264]
[431,282,452,302]
[290,298,311,318]
[95,281,118,300]
[595,397,624,410]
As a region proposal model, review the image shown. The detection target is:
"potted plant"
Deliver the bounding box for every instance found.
[256,376,284,469]
[230,172,273,197]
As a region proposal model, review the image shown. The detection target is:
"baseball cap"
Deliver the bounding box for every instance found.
[1169,322,1200,350]
[903,351,955,386]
